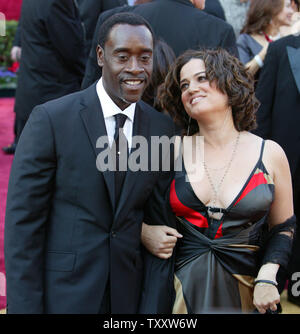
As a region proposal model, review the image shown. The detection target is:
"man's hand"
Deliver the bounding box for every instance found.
[141,223,182,259]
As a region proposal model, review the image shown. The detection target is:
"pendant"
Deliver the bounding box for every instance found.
[207,206,217,215]
[207,206,224,223]
[207,206,213,215]
[207,206,214,226]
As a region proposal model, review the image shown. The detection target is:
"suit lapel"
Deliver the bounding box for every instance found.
[114,103,151,221]
[79,83,115,211]
[287,46,300,94]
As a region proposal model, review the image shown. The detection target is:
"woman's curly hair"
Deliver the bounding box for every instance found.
[158,48,260,135]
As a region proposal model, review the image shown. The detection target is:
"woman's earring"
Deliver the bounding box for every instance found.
[187,116,191,136]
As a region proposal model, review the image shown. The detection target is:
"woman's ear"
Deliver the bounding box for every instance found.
[96,45,104,67]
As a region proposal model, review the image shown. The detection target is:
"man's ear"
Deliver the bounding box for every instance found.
[96,45,104,67]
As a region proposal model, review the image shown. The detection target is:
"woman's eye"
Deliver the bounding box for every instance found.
[180,83,188,91]
[198,75,207,82]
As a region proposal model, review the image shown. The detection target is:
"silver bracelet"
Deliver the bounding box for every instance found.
[254,54,264,68]
[254,279,278,286]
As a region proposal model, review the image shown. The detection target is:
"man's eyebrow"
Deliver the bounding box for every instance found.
[113,47,153,53]
[113,47,129,53]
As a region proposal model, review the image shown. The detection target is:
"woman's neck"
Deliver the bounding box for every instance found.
[196,110,239,149]
[265,24,280,38]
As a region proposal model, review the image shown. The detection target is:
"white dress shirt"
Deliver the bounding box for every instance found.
[96,78,135,150]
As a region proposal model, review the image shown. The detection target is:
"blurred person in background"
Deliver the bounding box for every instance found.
[7,0,128,65]
[134,0,226,20]
[280,0,300,35]
[2,0,86,154]
[76,0,127,61]
[219,0,250,37]
[3,24,22,154]
[201,0,226,20]
[254,32,300,306]
[237,0,294,81]
[141,38,176,111]
[133,0,151,3]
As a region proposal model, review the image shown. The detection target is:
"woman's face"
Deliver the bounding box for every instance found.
[179,58,229,121]
[273,0,294,27]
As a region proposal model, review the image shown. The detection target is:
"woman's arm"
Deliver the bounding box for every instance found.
[265,140,294,227]
[245,44,268,76]
[141,136,182,259]
[253,140,294,313]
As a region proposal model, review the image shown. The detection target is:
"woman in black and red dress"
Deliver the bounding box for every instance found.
[141,48,296,314]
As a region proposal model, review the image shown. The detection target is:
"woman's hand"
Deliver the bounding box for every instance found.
[253,283,280,314]
[253,263,280,313]
[10,46,22,62]
[141,223,182,259]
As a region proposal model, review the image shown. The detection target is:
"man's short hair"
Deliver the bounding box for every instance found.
[98,12,155,48]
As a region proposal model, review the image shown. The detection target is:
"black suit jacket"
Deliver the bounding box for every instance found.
[14,0,86,124]
[4,83,175,314]
[254,34,300,177]
[76,0,127,60]
[203,0,226,21]
[81,0,238,89]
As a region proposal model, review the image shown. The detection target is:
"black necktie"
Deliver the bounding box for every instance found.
[114,113,128,206]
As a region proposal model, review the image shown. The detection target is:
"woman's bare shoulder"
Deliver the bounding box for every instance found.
[264,139,287,161]
[263,139,291,179]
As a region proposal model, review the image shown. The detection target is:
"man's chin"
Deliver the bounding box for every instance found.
[122,93,144,105]
[121,81,147,103]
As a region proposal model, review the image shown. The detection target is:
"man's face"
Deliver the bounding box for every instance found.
[190,0,206,10]
[97,24,153,110]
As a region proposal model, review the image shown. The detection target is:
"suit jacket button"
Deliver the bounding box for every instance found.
[111,231,116,238]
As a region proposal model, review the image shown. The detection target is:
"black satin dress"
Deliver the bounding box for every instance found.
[169,140,275,313]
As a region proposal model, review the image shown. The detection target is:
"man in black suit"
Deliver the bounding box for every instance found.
[76,0,127,61]
[81,0,238,89]
[203,0,226,21]
[4,12,178,314]
[254,33,300,305]
[6,0,86,153]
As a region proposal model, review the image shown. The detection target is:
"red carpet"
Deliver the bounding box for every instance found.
[0,0,22,20]
[0,97,15,310]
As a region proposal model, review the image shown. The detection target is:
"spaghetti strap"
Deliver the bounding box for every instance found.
[174,137,184,172]
[179,138,184,156]
[258,139,265,162]
[174,136,184,160]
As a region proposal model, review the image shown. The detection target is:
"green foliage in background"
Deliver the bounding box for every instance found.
[0,20,18,90]
[0,20,18,68]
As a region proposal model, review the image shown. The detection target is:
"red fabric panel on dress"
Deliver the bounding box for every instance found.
[234,172,267,206]
[169,179,209,228]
